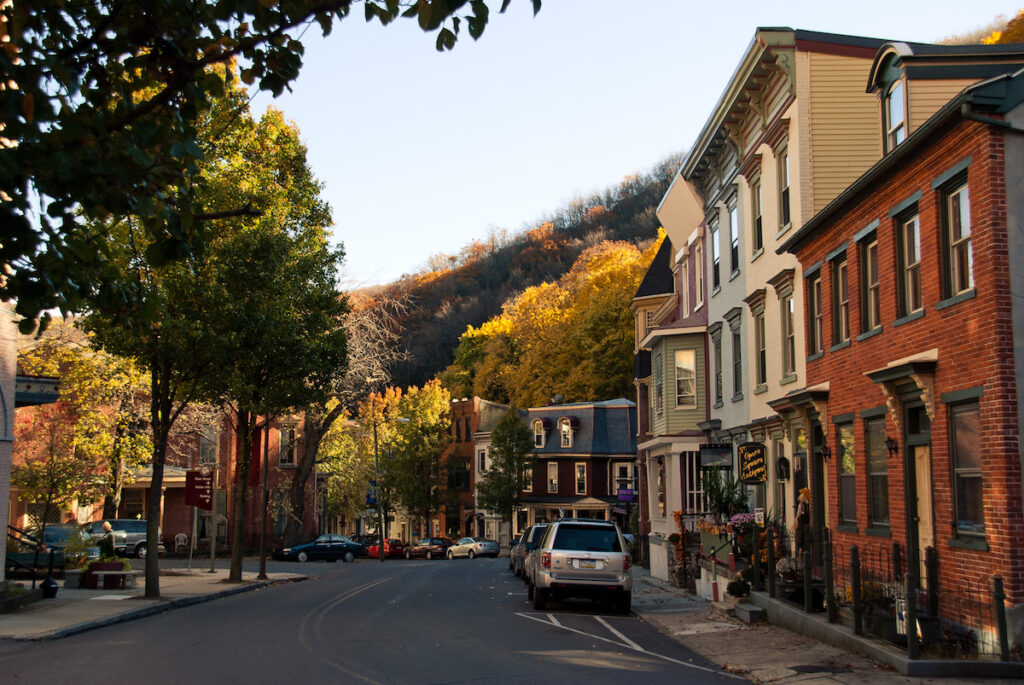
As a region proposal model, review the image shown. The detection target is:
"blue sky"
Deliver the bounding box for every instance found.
[253,1,1018,289]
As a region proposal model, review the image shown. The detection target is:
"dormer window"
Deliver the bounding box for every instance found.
[557,417,578,448]
[532,418,549,448]
[885,80,906,151]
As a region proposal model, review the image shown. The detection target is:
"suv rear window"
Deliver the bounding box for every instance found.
[551,524,621,552]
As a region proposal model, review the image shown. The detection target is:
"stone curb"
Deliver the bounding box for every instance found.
[20,576,308,642]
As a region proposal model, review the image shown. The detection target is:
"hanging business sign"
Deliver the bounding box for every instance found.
[366,480,378,506]
[699,443,733,468]
[738,442,768,484]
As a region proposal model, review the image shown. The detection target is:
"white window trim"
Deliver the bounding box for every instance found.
[674,348,697,409]
[532,419,546,448]
[547,462,558,493]
[279,425,297,466]
[575,462,587,495]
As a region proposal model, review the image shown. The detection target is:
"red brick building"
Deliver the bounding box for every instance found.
[779,50,1024,652]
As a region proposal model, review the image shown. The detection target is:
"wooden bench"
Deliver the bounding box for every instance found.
[90,569,143,589]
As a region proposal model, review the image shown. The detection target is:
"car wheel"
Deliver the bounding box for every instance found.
[616,591,632,615]
[344,551,355,563]
[405,550,411,560]
[426,551,433,560]
[135,543,147,559]
[468,550,476,559]
[533,587,547,610]
[447,550,454,560]
[297,550,309,563]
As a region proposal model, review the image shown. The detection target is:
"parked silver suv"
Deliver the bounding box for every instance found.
[527,518,632,613]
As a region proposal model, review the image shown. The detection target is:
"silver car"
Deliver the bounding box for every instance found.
[512,523,548,578]
[527,518,632,613]
[447,537,499,559]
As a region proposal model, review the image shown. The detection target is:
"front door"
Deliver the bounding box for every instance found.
[915,445,934,585]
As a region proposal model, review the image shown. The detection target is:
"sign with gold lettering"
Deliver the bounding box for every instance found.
[738,442,767,484]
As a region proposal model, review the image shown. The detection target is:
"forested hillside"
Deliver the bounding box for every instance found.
[374,152,684,390]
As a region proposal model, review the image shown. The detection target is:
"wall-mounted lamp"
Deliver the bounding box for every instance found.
[776,456,791,482]
[819,445,832,461]
[885,437,899,459]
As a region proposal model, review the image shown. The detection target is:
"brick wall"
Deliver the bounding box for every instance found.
[794,118,1023,603]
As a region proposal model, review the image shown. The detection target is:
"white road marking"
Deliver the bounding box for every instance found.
[515,612,744,679]
[595,615,643,651]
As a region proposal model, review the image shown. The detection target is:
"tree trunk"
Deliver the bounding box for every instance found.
[144,363,173,599]
[229,409,254,582]
[283,404,343,546]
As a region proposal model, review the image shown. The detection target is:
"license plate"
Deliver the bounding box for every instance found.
[579,559,597,569]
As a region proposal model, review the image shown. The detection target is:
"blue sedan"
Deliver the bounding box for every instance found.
[272,534,366,563]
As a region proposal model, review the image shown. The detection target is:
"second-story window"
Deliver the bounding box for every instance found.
[781,295,796,376]
[547,462,558,493]
[944,182,973,297]
[751,181,763,253]
[575,463,587,495]
[713,337,723,404]
[729,201,739,275]
[779,150,791,228]
[654,352,664,415]
[522,465,533,492]
[754,311,766,387]
[898,213,922,316]
[832,257,849,344]
[808,273,823,355]
[200,426,218,464]
[860,236,880,332]
[695,242,705,305]
[674,349,696,408]
[279,425,296,466]
[710,217,721,290]
[885,80,906,151]
[732,329,742,398]
[680,261,690,317]
[478,449,487,473]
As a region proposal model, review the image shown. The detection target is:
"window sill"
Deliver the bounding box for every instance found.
[731,392,744,403]
[279,463,297,469]
[780,373,798,386]
[729,269,741,282]
[856,327,882,342]
[893,310,924,328]
[776,223,792,239]
[835,523,859,534]
[806,351,824,363]
[751,247,764,263]
[829,340,851,353]
[712,285,721,298]
[754,383,768,395]
[865,526,891,538]
[948,536,988,551]
[713,400,724,409]
[936,288,976,311]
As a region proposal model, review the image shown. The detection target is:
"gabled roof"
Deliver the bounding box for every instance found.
[633,238,674,299]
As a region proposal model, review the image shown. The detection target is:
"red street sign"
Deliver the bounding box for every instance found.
[186,468,214,510]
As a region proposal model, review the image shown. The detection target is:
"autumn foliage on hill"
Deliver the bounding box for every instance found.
[440,233,665,407]
[376,153,684,390]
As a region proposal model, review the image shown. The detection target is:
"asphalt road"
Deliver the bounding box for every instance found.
[0,557,741,684]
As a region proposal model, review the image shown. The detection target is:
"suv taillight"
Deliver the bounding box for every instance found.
[541,551,551,568]
[623,553,631,572]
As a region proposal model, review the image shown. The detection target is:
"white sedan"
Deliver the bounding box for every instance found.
[447,537,499,559]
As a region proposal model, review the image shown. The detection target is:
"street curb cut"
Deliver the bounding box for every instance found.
[21,576,307,642]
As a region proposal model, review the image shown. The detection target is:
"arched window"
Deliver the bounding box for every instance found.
[532,419,546,448]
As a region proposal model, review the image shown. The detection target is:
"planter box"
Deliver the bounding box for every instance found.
[63,569,83,589]
[84,562,125,590]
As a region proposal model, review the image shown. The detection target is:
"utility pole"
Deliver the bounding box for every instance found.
[374,420,385,563]
[258,417,270,579]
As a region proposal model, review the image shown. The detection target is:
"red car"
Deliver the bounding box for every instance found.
[366,538,406,559]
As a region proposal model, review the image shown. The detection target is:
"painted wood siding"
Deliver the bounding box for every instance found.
[806,52,883,214]
[649,336,706,437]
[907,78,977,134]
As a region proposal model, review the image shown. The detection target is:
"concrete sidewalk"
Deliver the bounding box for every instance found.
[631,568,1019,684]
[0,564,307,641]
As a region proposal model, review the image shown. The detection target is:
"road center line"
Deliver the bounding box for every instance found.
[595,616,643,651]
